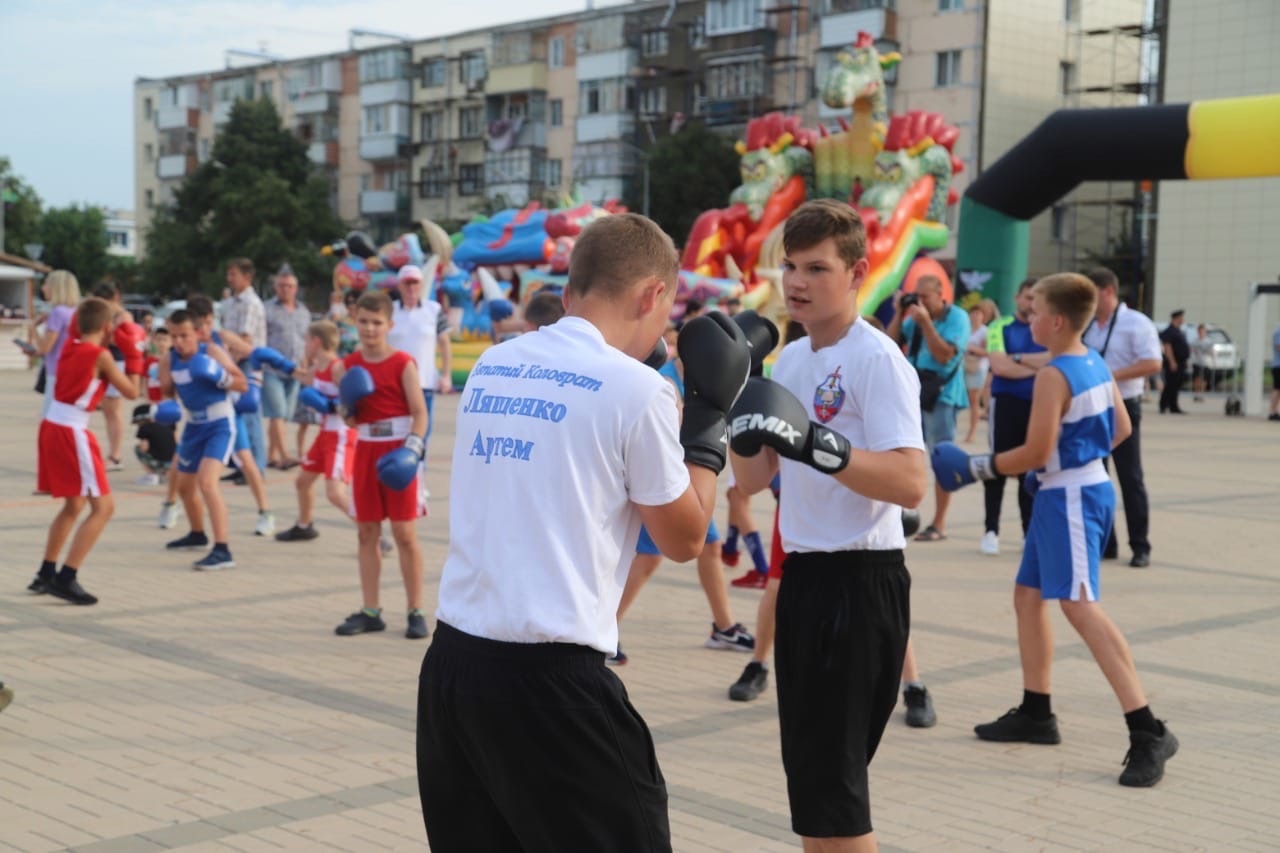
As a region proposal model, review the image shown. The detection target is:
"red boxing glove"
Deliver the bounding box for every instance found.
[114,320,148,377]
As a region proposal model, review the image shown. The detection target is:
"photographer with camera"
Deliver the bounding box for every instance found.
[887,275,970,542]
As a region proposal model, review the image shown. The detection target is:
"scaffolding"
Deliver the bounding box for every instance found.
[1057,1,1167,309]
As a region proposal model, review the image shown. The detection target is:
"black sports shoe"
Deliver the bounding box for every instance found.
[1119,724,1178,787]
[0,681,12,713]
[27,574,52,594]
[335,610,386,636]
[904,685,937,728]
[728,661,769,701]
[166,531,209,550]
[1129,552,1151,568]
[975,708,1061,744]
[406,611,429,639]
[275,524,319,542]
[47,575,98,606]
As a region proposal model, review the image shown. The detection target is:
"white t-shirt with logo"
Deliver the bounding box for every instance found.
[436,316,690,653]
[771,320,924,553]
[389,301,443,388]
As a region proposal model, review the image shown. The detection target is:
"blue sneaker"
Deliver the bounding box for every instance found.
[606,645,628,666]
[193,548,235,571]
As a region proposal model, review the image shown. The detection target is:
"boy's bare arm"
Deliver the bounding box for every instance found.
[831,447,928,509]
[401,360,428,437]
[637,466,718,564]
[1111,382,1133,447]
[993,368,1070,475]
[206,343,248,393]
[97,351,140,399]
[158,353,174,396]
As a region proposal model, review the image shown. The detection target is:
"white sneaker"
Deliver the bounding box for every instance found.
[158,502,179,529]
[254,511,275,537]
[379,535,394,556]
[135,473,161,486]
[980,531,1000,556]
[105,457,124,473]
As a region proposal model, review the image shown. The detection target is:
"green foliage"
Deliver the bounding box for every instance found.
[0,156,44,257]
[141,98,343,298]
[625,124,742,244]
[39,204,109,284]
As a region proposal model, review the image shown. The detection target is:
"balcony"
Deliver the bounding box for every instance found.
[577,49,638,82]
[821,8,893,49]
[308,141,339,168]
[155,106,198,131]
[157,153,196,179]
[360,79,411,107]
[487,63,549,95]
[576,113,635,143]
[293,91,339,115]
[360,190,408,215]
[213,101,236,125]
[359,133,410,161]
[487,120,547,150]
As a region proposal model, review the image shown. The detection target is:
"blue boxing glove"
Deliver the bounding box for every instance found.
[154,400,182,425]
[188,352,232,390]
[338,365,375,417]
[1023,471,1041,499]
[234,382,260,414]
[249,346,296,376]
[377,434,424,491]
[298,386,336,414]
[931,441,1001,492]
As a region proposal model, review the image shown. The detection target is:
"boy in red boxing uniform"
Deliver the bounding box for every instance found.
[276,320,357,542]
[331,290,429,639]
[93,282,147,470]
[28,297,140,604]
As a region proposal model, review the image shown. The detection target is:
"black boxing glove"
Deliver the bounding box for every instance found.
[676,313,751,473]
[733,310,780,377]
[642,337,668,370]
[729,377,851,474]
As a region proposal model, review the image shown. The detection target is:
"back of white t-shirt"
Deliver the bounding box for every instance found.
[771,320,925,553]
[436,317,690,652]
[388,301,442,388]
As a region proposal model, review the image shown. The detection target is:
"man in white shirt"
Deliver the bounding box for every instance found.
[218,257,269,474]
[387,264,453,449]
[1082,268,1162,568]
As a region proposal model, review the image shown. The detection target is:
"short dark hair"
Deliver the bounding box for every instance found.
[356,289,394,319]
[567,214,679,300]
[783,199,867,267]
[152,326,170,337]
[1017,277,1038,294]
[228,257,255,277]
[76,297,114,336]
[91,281,120,301]
[524,291,566,329]
[1084,267,1118,291]
[187,295,215,319]
[167,309,196,329]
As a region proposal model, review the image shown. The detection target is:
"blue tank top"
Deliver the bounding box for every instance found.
[1043,350,1115,474]
[659,359,683,396]
[170,345,230,416]
[990,318,1046,400]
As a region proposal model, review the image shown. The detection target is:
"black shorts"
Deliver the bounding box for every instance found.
[775,550,911,839]
[1272,366,1280,390]
[417,622,671,853]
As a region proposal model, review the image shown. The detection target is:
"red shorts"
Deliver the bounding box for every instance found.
[768,504,784,580]
[302,428,357,482]
[37,421,110,499]
[351,439,425,523]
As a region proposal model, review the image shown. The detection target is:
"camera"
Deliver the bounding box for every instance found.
[899,292,919,309]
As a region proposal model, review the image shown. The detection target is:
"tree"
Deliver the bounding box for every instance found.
[0,156,43,257]
[39,204,109,285]
[624,124,741,245]
[141,98,343,298]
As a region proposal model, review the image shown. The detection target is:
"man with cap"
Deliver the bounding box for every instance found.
[388,265,453,456]
[263,263,312,468]
[1158,310,1190,415]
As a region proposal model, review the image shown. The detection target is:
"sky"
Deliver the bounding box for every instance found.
[0,0,632,211]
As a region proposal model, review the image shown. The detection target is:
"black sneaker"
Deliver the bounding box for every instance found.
[1129,552,1151,568]
[166,531,209,550]
[275,524,319,542]
[975,708,1061,744]
[904,685,937,728]
[335,610,386,636]
[406,611,429,639]
[27,574,52,594]
[47,574,98,606]
[1119,724,1179,787]
[0,682,12,713]
[221,471,246,485]
[728,661,769,701]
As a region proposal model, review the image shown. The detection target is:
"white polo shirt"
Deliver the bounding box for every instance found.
[772,320,924,553]
[1082,303,1161,400]
[436,316,689,653]
[388,300,443,388]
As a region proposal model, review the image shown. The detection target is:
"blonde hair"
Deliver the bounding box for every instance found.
[45,270,82,307]
[307,320,339,351]
[1033,273,1098,333]
[979,298,1000,325]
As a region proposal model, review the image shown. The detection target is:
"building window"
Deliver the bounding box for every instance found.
[421,110,443,142]
[938,0,963,10]
[363,105,388,134]
[198,139,210,162]
[1060,61,1076,96]
[706,56,765,100]
[420,166,447,198]
[459,106,484,138]
[550,99,563,127]
[259,80,273,100]
[935,50,961,87]
[706,0,763,36]
[144,97,153,120]
[639,87,667,116]
[460,51,487,86]
[144,143,154,161]
[422,58,447,88]
[579,79,633,115]
[145,189,155,209]
[546,159,562,188]
[549,36,565,68]
[688,16,707,48]
[581,80,601,114]
[1051,204,1068,241]
[459,163,485,195]
[359,48,408,83]
[641,29,669,57]
[692,81,707,114]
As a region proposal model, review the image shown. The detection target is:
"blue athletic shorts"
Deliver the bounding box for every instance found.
[177,419,235,474]
[1016,479,1114,601]
[636,521,720,556]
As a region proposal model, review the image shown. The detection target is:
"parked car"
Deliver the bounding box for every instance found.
[152,299,224,331]
[1157,321,1240,389]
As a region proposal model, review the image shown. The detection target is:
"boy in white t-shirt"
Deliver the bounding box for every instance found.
[418,214,751,852]
[729,199,928,850]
